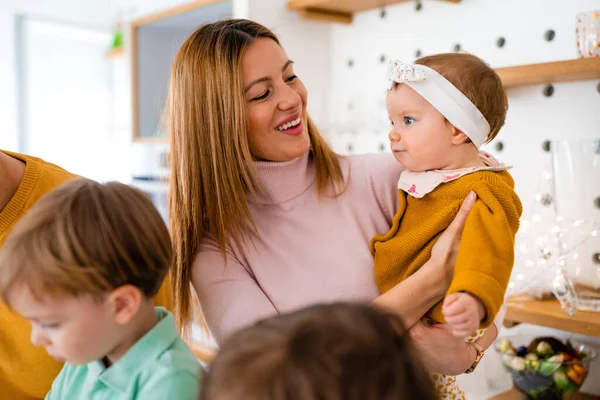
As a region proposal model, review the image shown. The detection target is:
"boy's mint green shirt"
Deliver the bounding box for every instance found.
[45,307,202,400]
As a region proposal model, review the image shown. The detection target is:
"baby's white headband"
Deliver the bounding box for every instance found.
[388,61,490,148]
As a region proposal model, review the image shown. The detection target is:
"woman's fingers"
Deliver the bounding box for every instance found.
[430,191,477,284]
[446,191,477,239]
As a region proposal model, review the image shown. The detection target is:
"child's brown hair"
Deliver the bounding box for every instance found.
[201,302,438,400]
[416,52,508,143]
[0,178,172,303]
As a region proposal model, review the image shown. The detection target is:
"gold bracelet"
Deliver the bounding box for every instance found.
[464,342,484,374]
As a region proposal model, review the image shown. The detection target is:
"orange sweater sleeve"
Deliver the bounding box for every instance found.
[446,178,522,328]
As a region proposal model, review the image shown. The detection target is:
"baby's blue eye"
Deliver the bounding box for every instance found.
[404,117,415,125]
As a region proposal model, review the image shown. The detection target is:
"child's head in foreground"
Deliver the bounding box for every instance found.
[0,178,172,366]
[387,52,508,171]
[201,302,438,400]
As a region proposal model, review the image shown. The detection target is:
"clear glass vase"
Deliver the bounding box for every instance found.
[550,139,600,312]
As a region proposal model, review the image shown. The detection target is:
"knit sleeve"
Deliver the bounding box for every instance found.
[191,239,278,344]
[446,178,522,328]
[365,153,404,223]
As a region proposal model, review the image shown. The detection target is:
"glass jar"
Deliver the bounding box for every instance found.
[550,139,600,312]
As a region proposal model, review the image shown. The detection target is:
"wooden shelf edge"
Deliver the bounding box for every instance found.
[496,58,600,88]
[186,340,217,363]
[287,0,460,23]
[504,294,600,338]
[299,8,352,24]
[131,0,224,27]
[489,387,596,400]
[104,47,124,59]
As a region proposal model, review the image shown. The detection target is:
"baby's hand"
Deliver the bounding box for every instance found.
[442,292,485,338]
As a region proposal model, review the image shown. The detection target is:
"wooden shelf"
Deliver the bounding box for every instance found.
[489,387,596,400]
[504,294,600,338]
[187,340,216,363]
[286,0,460,24]
[104,47,124,59]
[495,58,600,88]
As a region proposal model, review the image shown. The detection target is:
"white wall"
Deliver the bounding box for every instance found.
[0,0,111,152]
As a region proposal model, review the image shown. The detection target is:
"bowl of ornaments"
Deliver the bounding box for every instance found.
[495,336,597,400]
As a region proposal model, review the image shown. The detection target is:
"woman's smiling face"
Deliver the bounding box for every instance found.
[242,38,310,162]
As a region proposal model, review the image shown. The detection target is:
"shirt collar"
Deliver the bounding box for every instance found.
[88,307,178,392]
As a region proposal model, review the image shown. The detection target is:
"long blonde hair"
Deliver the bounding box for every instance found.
[168,19,345,334]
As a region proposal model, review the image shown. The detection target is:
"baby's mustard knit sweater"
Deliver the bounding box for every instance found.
[371,170,522,327]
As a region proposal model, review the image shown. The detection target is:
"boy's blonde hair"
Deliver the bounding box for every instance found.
[201,302,438,400]
[416,53,508,143]
[0,178,172,303]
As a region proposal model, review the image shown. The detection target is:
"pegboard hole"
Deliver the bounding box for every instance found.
[380,54,387,64]
[593,253,600,265]
[415,49,422,58]
[597,82,600,94]
[496,37,506,48]
[347,59,354,68]
[544,29,556,42]
[379,143,386,152]
[347,143,354,153]
[594,196,600,209]
[542,140,552,152]
[495,141,504,152]
[543,84,554,97]
[380,8,386,19]
[453,43,462,53]
[415,1,423,12]
[347,102,354,111]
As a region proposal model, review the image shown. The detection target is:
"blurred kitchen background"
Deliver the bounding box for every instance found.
[1,0,600,398]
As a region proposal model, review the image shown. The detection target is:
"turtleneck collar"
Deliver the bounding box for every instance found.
[250,151,316,205]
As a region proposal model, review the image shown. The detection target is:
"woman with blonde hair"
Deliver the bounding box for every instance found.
[168,19,501,375]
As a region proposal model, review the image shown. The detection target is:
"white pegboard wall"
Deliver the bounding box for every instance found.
[323,2,600,396]
[325,0,600,215]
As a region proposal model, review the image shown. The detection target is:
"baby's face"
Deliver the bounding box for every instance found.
[386,84,455,172]
[9,286,120,365]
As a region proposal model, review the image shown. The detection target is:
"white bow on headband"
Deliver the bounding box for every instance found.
[388,60,427,89]
[387,60,491,149]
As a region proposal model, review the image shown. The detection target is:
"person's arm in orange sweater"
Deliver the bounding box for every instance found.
[154,275,173,310]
